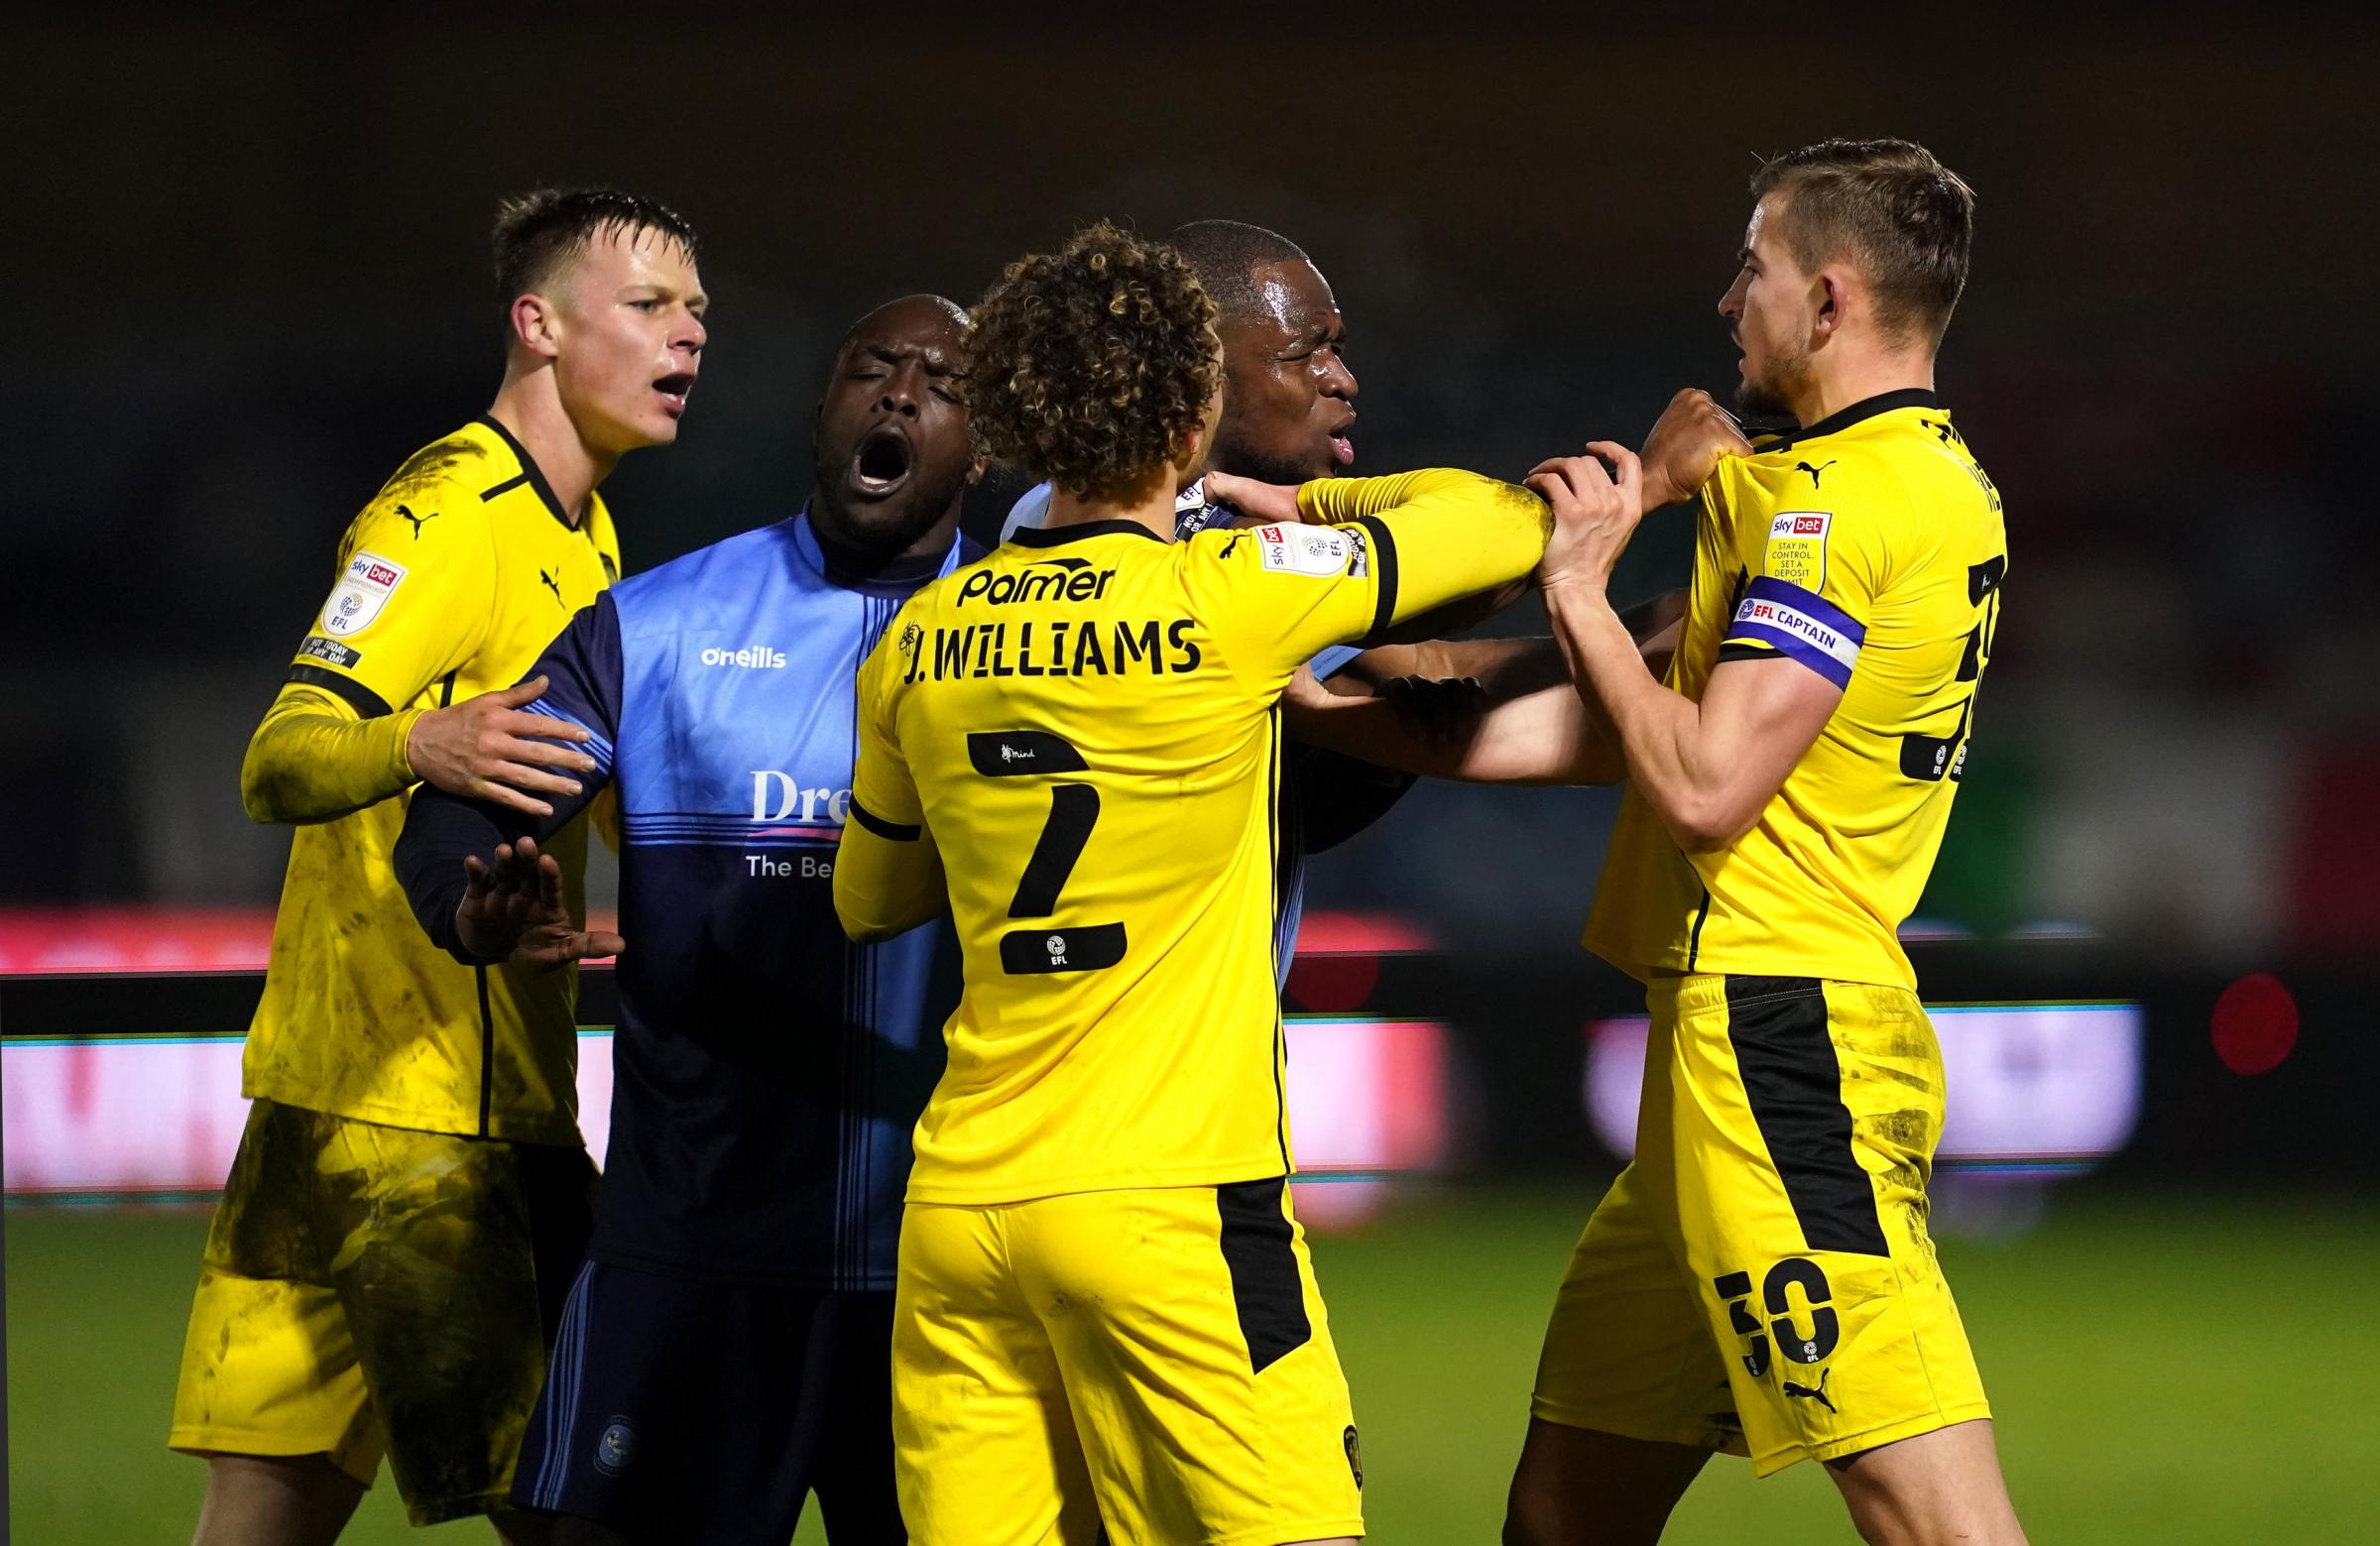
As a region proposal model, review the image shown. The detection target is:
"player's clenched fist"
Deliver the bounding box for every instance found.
[1529,442,1644,595]
[1639,387,1753,512]
[405,675,598,817]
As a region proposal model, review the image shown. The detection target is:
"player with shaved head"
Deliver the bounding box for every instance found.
[398,295,983,1545]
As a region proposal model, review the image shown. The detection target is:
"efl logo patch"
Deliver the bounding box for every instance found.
[1763,510,1831,592]
[1255,524,1361,578]
[319,550,407,638]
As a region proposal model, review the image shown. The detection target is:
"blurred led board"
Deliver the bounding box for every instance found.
[1585,1002,2144,1174]
[2,1018,1446,1212]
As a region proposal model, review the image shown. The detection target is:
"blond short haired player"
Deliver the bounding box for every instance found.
[1297,138,2024,1546]
[170,190,705,1546]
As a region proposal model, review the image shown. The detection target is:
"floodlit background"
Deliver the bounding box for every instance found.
[5,12,2374,1543]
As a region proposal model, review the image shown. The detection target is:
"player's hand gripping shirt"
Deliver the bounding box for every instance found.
[1584,390,2007,990]
[838,470,1550,1204]
[400,513,973,1287]
[245,416,621,1143]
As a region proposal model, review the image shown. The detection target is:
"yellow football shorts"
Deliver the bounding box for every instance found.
[894,1178,1365,1546]
[169,1099,594,1524]
[1532,974,1990,1476]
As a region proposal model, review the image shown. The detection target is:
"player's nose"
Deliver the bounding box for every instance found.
[879,363,923,416]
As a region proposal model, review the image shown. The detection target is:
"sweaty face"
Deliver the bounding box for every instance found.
[811,297,974,561]
[1720,196,1815,420]
[546,227,708,453]
[1207,259,1359,485]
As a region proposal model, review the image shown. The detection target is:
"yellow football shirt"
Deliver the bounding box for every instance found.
[840,470,1550,1204]
[1584,390,2007,990]
[243,416,622,1144]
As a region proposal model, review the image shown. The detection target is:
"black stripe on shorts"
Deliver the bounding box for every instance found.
[1216,1177,1311,1374]
[1723,976,1890,1257]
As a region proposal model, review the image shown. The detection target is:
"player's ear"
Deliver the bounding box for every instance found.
[510,293,562,360]
[966,455,987,488]
[1813,269,1849,340]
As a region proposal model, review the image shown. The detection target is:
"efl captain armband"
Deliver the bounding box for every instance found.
[1723,576,1864,688]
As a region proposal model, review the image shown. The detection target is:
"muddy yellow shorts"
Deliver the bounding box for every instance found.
[894,1178,1365,1545]
[169,1099,594,1524]
[1532,975,1990,1476]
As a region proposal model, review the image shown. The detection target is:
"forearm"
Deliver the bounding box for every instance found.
[1351,601,1676,700]
[394,786,521,963]
[1543,584,1729,844]
[1288,681,1615,785]
[1410,637,1570,699]
[240,684,426,824]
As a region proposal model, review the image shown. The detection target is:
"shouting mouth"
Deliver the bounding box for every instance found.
[1329,415,1357,469]
[654,372,696,417]
[850,423,914,499]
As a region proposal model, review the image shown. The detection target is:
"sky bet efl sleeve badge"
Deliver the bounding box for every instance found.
[1763,510,1832,591]
[1255,524,1365,578]
[319,550,407,637]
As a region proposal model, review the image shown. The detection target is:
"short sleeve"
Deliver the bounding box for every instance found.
[286,492,496,718]
[1720,455,1898,689]
[1177,522,1382,691]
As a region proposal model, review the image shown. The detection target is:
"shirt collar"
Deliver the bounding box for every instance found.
[791,503,965,595]
[1762,388,1941,454]
[473,414,579,531]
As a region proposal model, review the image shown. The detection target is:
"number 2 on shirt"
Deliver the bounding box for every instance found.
[965,731,1128,974]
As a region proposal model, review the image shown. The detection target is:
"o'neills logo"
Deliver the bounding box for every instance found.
[701,645,787,668]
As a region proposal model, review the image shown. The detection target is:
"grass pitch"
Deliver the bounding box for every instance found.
[8,1182,2372,1543]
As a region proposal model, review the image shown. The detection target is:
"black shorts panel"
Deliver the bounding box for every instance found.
[513,1263,901,1545]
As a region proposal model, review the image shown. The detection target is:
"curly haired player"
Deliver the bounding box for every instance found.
[832,221,1564,1546]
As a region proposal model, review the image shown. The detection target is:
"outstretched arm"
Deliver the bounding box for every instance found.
[1284,592,1686,784]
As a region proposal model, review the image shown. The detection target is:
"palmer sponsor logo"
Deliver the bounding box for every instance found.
[956,557,1117,607]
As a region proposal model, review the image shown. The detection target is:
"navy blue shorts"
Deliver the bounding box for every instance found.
[512,1261,903,1545]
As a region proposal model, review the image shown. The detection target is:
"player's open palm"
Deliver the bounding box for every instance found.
[1529,442,1644,594]
[455,836,626,970]
[406,675,599,817]
[1638,387,1754,511]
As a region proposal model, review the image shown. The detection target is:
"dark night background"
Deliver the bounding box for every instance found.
[10,14,2372,967]
[5,15,2378,1543]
